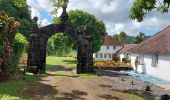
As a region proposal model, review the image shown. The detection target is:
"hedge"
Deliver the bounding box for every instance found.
[12,33,28,73]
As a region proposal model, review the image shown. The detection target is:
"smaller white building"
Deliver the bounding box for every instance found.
[119,44,137,62]
[130,26,170,81]
[93,35,123,60]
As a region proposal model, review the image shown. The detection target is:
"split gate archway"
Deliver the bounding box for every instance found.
[27,6,94,74]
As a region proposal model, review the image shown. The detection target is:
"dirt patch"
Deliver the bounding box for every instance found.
[18,66,144,100]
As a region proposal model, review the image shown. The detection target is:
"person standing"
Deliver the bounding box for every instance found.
[135,56,139,73]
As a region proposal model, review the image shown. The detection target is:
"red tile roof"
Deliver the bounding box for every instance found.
[103,35,123,46]
[119,44,137,54]
[131,26,170,54]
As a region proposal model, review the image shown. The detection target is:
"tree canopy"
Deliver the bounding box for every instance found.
[50,10,106,54]
[47,33,74,56]
[134,32,146,44]
[118,31,127,43]
[129,0,170,22]
[68,10,106,52]
[112,31,127,43]
[0,0,32,39]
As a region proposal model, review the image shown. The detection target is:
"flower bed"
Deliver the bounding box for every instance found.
[94,60,133,70]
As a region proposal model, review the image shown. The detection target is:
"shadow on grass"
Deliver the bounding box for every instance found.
[63,60,77,65]
[18,80,58,99]
[123,89,156,100]
[110,88,152,100]
[97,89,145,100]
[0,73,45,99]
[46,64,74,72]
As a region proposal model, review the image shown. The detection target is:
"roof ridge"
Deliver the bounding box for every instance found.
[136,26,170,46]
[130,25,170,54]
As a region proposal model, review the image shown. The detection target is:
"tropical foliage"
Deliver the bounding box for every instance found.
[68,10,106,52]
[0,11,20,79]
[119,31,127,43]
[13,33,28,73]
[49,10,106,55]
[47,33,73,56]
[129,0,170,22]
[0,0,32,39]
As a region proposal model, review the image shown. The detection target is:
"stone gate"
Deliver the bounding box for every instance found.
[27,6,94,74]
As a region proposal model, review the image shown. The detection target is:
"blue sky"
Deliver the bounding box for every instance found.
[27,0,170,36]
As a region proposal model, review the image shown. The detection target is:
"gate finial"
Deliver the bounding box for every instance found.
[33,16,38,23]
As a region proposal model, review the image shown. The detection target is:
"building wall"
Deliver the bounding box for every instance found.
[93,45,123,60]
[131,52,170,81]
[120,53,125,62]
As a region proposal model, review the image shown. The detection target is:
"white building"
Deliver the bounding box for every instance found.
[130,26,170,81]
[119,44,136,62]
[93,35,123,60]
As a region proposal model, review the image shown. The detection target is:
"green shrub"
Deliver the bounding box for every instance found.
[112,54,120,62]
[12,33,28,73]
[0,12,20,79]
[122,58,131,63]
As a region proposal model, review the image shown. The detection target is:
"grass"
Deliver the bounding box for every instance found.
[46,56,102,78]
[46,56,77,70]
[56,71,68,77]
[0,73,45,100]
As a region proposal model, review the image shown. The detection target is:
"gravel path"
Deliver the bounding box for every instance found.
[99,70,170,100]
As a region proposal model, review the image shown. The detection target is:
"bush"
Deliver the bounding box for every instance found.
[112,54,120,62]
[12,33,28,73]
[46,33,74,56]
[122,58,129,63]
[0,12,20,79]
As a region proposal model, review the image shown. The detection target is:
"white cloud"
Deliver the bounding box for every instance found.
[30,8,41,18]
[36,0,52,12]
[40,19,50,27]
[114,23,124,32]
[27,0,53,18]
[27,0,170,36]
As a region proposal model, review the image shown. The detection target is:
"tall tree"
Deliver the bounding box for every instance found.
[129,0,170,22]
[118,31,127,43]
[0,0,32,39]
[51,10,106,53]
[112,34,119,41]
[134,32,146,44]
[47,33,73,56]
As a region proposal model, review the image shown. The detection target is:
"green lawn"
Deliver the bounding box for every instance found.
[46,56,100,77]
[0,73,44,100]
[46,56,77,70]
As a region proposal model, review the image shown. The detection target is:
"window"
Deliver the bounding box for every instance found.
[95,53,98,58]
[99,53,103,58]
[113,46,116,50]
[105,53,112,58]
[152,54,158,67]
[106,46,109,49]
[109,54,112,58]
